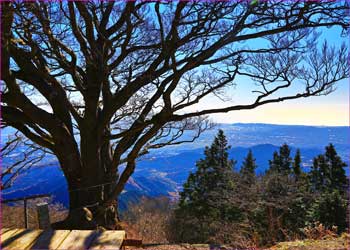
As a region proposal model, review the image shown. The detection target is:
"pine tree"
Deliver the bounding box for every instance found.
[179,172,198,207]
[194,130,236,213]
[268,151,280,173]
[268,144,292,174]
[310,155,329,191]
[293,149,302,179]
[240,149,257,185]
[174,129,238,243]
[310,144,347,193]
[325,144,347,192]
[308,189,348,232]
[308,144,348,232]
[259,144,313,243]
[279,144,292,173]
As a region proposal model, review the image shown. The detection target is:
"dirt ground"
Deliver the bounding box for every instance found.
[126,234,350,250]
[126,244,244,250]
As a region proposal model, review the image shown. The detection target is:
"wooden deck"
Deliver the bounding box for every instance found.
[0,228,125,250]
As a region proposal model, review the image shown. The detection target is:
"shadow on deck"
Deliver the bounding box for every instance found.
[0,228,125,250]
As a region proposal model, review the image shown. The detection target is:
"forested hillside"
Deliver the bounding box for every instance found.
[122,130,348,248]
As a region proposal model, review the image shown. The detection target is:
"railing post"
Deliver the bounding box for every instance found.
[36,202,50,229]
[24,198,28,229]
[2,194,51,229]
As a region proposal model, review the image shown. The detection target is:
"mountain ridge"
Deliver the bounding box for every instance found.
[2,123,349,209]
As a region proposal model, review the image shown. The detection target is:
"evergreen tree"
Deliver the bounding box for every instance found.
[268,151,281,173]
[279,144,292,173]
[268,144,292,174]
[293,149,302,179]
[310,144,347,193]
[308,144,348,232]
[257,172,311,244]
[310,155,328,191]
[325,144,347,192]
[308,190,347,232]
[259,144,313,244]
[240,149,257,186]
[174,130,239,243]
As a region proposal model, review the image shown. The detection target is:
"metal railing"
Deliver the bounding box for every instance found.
[2,193,51,228]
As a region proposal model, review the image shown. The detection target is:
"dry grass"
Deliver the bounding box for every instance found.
[127,243,258,250]
[302,222,338,240]
[1,201,68,229]
[122,196,172,244]
[270,233,350,250]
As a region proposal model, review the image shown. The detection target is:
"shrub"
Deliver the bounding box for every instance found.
[121,196,173,243]
[303,222,338,240]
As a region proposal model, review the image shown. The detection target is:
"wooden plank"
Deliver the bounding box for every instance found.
[2,229,43,250]
[1,228,12,235]
[30,230,70,250]
[57,230,98,250]
[1,229,20,242]
[89,231,125,250]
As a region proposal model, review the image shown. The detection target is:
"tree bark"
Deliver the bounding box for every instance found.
[51,164,121,229]
[52,128,121,230]
[51,186,120,230]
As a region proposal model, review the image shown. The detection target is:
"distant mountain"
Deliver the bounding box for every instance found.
[1,164,176,210]
[135,143,328,185]
[158,123,349,152]
[2,123,349,209]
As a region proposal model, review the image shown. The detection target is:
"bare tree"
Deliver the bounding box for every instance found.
[0,130,47,190]
[1,1,349,229]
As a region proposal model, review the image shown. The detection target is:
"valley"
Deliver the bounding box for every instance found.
[2,123,349,209]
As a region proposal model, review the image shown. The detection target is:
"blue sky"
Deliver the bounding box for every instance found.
[204,26,349,126]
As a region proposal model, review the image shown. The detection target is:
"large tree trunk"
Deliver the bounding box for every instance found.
[51,165,121,229]
[51,184,121,230]
[52,129,122,230]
